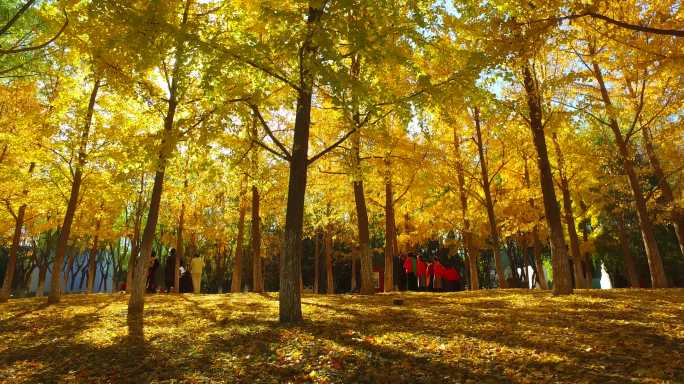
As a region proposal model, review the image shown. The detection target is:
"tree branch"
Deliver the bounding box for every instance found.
[0,10,68,55]
[307,128,356,165]
[0,0,36,36]
[249,104,291,161]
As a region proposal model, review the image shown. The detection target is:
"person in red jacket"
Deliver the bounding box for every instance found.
[444,265,461,291]
[403,254,416,291]
[433,257,446,292]
[416,256,427,290]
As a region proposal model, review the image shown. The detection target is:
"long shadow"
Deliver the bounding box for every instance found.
[2,291,683,383]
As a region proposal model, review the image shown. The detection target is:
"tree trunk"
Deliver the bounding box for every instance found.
[353,177,374,295]
[128,0,194,337]
[591,60,668,288]
[466,236,479,290]
[522,64,572,295]
[279,5,323,322]
[231,197,246,293]
[351,250,357,292]
[86,220,101,294]
[325,231,334,294]
[521,236,530,288]
[127,166,167,339]
[453,131,478,290]
[127,175,145,293]
[532,229,548,289]
[348,54,374,296]
[472,107,507,288]
[48,78,100,304]
[280,86,310,321]
[641,124,684,259]
[36,263,47,297]
[313,233,320,294]
[524,156,548,290]
[126,234,139,292]
[616,213,640,288]
[0,204,26,302]
[252,185,263,293]
[551,133,586,289]
[175,203,184,293]
[383,168,395,292]
[0,162,34,302]
[64,247,79,292]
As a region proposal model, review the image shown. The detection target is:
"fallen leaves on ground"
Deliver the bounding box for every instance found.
[0,289,683,383]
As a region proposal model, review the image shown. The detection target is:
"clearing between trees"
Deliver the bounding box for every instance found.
[1,289,683,383]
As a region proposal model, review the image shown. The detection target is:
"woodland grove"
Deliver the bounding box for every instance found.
[1,0,684,341]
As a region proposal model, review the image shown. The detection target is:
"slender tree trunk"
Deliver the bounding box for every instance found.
[175,203,184,293]
[252,185,263,293]
[524,156,548,289]
[0,204,26,302]
[128,166,167,338]
[641,124,684,259]
[64,247,77,291]
[532,230,548,289]
[384,165,395,292]
[353,176,374,295]
[48,78,100,304]
[279,5,323,322]
[466,236,479,290]
[616,213,640,288]
[472,107,506,288]
[580,218,593,288]
[348,55,374,296]
[453,131,478,290]
[127,175,144,293]
[128,66,185,339]
[86,219,101,293]
[280,89,310,320]
[351,248,358,292]
[521,236,530,288]
[231,197,246,293]
[551,133,586,289]
[313,233,320,294]
[522,64,572,295]
[0,162,34,301]
[591,60,668,288]
[128,0,194,337]
[126,234,139,292]
[174,168,188,293]
[325,230,334,294]
[36,263,47,297]
[508,241,520,284]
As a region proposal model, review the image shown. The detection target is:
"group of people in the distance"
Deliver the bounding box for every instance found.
[144,248,205,294]
[400,253,462,291]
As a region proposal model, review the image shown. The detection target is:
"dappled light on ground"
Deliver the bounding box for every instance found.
[1,290,683,383]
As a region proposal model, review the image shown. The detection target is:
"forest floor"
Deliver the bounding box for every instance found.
[0,289,683,384]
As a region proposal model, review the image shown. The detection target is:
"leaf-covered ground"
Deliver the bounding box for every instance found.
[1,289,683,383]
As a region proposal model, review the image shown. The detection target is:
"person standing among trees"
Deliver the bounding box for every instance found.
[433,257,445,292]
[165,248,177,293]
[398,254,407,291]
[416,255,427,291]
[146,252,160,293]
[190,253,204,294]
[426,259,434,291]
[403,253,416,291]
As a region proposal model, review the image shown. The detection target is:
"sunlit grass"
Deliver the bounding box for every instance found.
[1,289,683,383]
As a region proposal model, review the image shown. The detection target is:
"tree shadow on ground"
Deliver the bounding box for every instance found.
[0,290,682,383]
